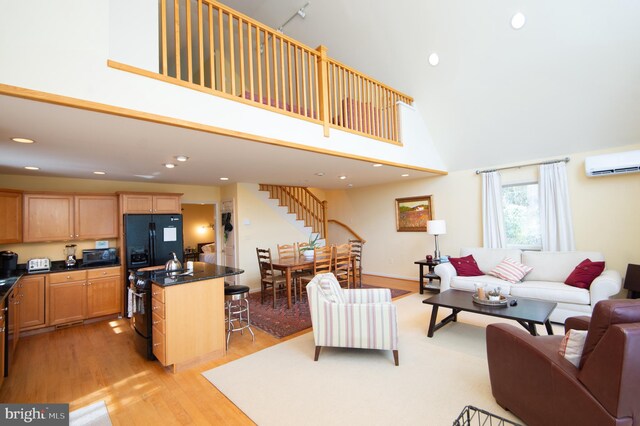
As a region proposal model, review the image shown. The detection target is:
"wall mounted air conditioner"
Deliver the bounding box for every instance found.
[585,150,640,176]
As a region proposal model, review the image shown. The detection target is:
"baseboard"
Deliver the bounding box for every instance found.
[363,272,419,283]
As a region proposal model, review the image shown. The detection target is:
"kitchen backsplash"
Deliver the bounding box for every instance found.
[0,240,118,264]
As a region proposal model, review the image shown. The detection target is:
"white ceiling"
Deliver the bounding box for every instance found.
[0,95,437,189]
[220,0,640,171]
[2,1,639,189]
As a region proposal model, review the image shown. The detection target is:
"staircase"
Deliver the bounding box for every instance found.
[258,184,328,238]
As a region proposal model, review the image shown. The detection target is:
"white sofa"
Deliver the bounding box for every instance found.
[434,248,622,323]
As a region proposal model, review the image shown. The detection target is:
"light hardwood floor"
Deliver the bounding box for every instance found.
[0,275,420,425]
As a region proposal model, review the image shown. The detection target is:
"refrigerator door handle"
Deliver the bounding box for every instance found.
[149,223,156,265]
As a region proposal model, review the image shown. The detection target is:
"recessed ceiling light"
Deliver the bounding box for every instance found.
[220,177,229,181]
[401,173,409,177]
[428,53,439,66]
[12,137,35,144]
[372,164,383,168]
[339,175,347,180]
[175,155,189,162]
[314,172,325,176]
[93,171,106,175]
[163,163,176,169]
[511,12,526,30]
[24,166,40,170]
[347,184,353,188]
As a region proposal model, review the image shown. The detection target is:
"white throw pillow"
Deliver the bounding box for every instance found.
[317,275,345,303]
[201,243,215,253]
[488,257,533,283]
[558,329,588,368]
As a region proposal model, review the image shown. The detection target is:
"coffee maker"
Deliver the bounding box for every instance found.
[64,244,77,268]
[0,250,18,277]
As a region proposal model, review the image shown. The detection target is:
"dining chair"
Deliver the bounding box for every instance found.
[277,243,299,300]
[333,243,352,288]
[348,239,364,288]
[298,245,333,298]
[256,247,287,308]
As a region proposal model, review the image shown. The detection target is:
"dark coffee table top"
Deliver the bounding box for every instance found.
[423,289,557,324]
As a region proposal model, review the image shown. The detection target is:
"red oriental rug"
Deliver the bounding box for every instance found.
[246,284,411,339]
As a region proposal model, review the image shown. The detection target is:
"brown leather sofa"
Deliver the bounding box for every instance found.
[486,299,640,426]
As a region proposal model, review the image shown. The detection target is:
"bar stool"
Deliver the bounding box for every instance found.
[224,285,255,349]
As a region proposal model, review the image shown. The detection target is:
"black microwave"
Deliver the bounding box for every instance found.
[82,248,118,266]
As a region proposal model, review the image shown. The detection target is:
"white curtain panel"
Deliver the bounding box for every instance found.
[539,162,575,251]
[482,171,506,248]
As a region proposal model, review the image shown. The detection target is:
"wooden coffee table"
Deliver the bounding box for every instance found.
[422,289,557,338]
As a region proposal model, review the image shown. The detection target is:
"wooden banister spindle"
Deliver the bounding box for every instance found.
[239,18,245,96]
[161,0,168,75]
[208,5,215,90]
[186,0,193,83]
[197,0,204,86]
[174,0,181,80]
[229,13,236,95]
[218,9,225,92]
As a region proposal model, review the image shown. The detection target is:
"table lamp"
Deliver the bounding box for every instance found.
[427,220,446,260]
[624,264,640,299]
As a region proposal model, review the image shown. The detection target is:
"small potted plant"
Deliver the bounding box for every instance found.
[487,287,502,301]
[300,233,320,259]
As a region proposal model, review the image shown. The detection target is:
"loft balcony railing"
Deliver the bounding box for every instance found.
[152,0,412,144]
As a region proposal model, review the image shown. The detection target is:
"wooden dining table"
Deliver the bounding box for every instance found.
[272,255,314,308]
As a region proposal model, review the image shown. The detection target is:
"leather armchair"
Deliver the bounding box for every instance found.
[486,299,640,426]
[306,273,399,365]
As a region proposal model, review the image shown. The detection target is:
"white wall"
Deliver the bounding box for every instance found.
[0,0,445,173]
[325,144,640,292]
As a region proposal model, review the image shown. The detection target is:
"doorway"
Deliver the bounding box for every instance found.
[181,203,216,264]
[221,199,236,285]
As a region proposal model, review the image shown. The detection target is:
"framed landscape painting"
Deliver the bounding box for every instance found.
[395,195,433,232]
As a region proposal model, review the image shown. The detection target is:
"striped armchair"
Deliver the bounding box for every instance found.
[306,273,399,366]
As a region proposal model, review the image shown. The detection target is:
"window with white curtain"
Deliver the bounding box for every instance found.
[502,182,542,250]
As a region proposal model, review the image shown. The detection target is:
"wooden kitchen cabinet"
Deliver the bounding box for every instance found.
[47,267,121,326]
[18,275,46,331]
[23,194,74,242]
[119,193,182,214]
[151,279,224,372]
[7,289,20,357]
[0,190,22,244]
[23,193,117,242]
[75,195,118,239]
[86,267,121,318]
[48,271,87,326]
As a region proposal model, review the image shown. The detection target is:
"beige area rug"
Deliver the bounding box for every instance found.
[203,293,564,425]
[70,400,112,426]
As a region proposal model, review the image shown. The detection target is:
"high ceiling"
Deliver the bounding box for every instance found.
[220,0,640,171]
[2,1,639,190]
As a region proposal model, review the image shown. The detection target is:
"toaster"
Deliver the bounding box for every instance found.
[28,258,51,272]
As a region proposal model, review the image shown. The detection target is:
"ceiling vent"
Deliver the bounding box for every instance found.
[585,150,640,177]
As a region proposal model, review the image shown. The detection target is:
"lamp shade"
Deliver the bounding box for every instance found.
[427,220,446,235]
[624,264,640,291]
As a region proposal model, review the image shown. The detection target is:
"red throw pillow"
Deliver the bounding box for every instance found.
[449,255,484,276]
[565,259,605,289]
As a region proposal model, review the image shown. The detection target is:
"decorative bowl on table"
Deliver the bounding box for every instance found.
[472,293,508,307]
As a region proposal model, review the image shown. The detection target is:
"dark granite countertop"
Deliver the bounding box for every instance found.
[17,260,121,275]
[0,271,23,304]
[148,262,244,287]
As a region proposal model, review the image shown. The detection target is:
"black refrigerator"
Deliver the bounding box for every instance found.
[124,214,184,270]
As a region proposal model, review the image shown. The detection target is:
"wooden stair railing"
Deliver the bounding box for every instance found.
[327,219,366,243]
[259,184,328,238]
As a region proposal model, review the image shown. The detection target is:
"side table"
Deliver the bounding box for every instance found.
[184,249,199,262]
[414,259,441,294]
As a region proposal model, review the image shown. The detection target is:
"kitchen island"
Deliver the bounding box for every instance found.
[147,262,244,373]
